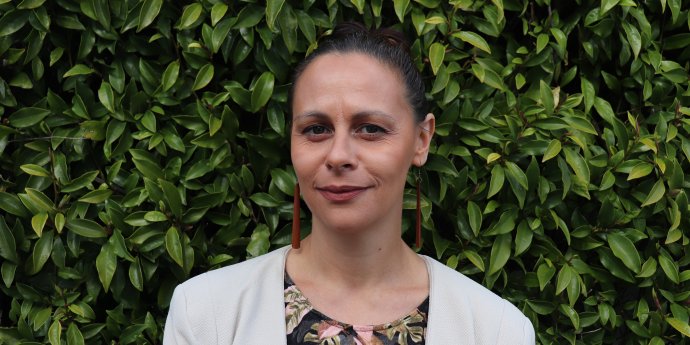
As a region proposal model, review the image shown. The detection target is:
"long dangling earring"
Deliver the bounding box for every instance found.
[292,184,301,249]
[415,171,422,249]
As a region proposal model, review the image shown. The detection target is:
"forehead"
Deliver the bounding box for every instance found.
[292,52,410,115]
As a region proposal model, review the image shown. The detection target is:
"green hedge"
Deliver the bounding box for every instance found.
[1,0,689,344]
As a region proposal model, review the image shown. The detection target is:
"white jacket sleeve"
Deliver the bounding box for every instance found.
[523,316,536,345]
[163,286,199,345]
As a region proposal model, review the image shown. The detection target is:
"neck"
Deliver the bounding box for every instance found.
[291,220,420,288]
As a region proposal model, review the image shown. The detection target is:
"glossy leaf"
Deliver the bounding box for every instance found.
[453,31,491,53]
[165,226,184,267]
[607,233,641,273]
[641,179,666,207]
[251,72,275,112]
[96,243,116,291]
[138,0,163,32]
[429,42,445,75]
[487,234,511,276]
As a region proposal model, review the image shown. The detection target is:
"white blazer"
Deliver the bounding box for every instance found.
[164,246,535,344]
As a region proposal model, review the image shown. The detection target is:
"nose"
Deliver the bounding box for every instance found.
[325,131,357,172]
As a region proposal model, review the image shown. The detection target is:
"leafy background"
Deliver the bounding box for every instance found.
[0,0,689,344]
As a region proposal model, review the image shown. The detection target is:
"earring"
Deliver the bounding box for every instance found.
[292,184,301,249]
[415,172,422,249]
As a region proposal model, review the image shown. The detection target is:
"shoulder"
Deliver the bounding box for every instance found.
[423,256,535,344]
[176,246,288,296]
[164,246,290,344]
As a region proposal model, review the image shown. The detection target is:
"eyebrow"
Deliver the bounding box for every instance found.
[293,110,397,122]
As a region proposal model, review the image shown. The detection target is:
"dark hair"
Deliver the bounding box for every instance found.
[290,22,427,122]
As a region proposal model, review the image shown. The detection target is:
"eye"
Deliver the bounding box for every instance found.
[303,125,331,136]
[359,124,386,134]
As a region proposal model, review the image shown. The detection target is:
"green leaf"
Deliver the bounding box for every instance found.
[0,216,19,263]
[622,22,642,59]
[0,10,30,37]
[536,33,549,54]
[539,80,554,115]
[161,60,180,92]
[563,147,590,185]
[178,3,202,29]
[9,107,51,128]
[31,213,48,237]
[504,162,528,190]
[50,47,64,66]
[192,64,214,91]
[593,97,615,124]
[78,189,113,204]
[393,0,410,22]
[165,226,184,267]
[487,233,511,275]
[28,230,53,275]
[487,164,505,198]
[514,220,532,256]
[627,162,653,180]
[0,192,30,217]
[65,219,107,238]
[467,201,482,236]
[25,188,55,213]
[658,252,679,284]
[211,3,228,26]
[66,322,85,345]
[560,304,580,330]
[537,263,556,291]
[249,193,280,207]
[429,42,445,75]
[17,0,46,10]
[667,318,690,337]
[20,164,50,177]
[452,31,491,53]
[247,225,270,257]
[425,16,446,25]
[641,179,665,207]
[251,71,275,112]
[556,264,573,294]
[129,258,144,291]
[159,179,183,219]
[98,82,116,113]
[464,250,485,272]
[607,232,641,273]
[63,64,94,77]
[96,243,116,291]
[234,5,264,29]
[62,171,99,193]
[137,0,163,32]
[581,77,595,114]
[600,0,620,15]
[266,0,284,30]
[48,320,62,345]
[144,211,167,222]
[636,257,657,278]
[542,139,562,162]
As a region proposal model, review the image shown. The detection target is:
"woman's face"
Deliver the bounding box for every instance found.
[290,52,434,233]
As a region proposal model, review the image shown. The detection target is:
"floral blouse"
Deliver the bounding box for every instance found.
[285,272,428,345]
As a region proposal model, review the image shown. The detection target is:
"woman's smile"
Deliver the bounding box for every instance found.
[316,185,372,202]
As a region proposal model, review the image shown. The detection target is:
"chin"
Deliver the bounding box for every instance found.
[312,210,378,233]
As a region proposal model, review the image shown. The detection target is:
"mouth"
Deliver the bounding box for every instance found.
[316,185,370,202]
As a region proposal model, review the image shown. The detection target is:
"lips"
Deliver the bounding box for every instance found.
[316,185,370,202]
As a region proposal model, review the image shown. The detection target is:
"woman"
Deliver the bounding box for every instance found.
[164,22,535,345]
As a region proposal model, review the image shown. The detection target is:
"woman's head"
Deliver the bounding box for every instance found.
[289,22,434,234]
[290,22,427,123]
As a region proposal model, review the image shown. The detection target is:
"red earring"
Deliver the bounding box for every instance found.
[416,176,422,249]
[292,184,301,249]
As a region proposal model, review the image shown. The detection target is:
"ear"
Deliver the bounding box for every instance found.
[413,113,435,166]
